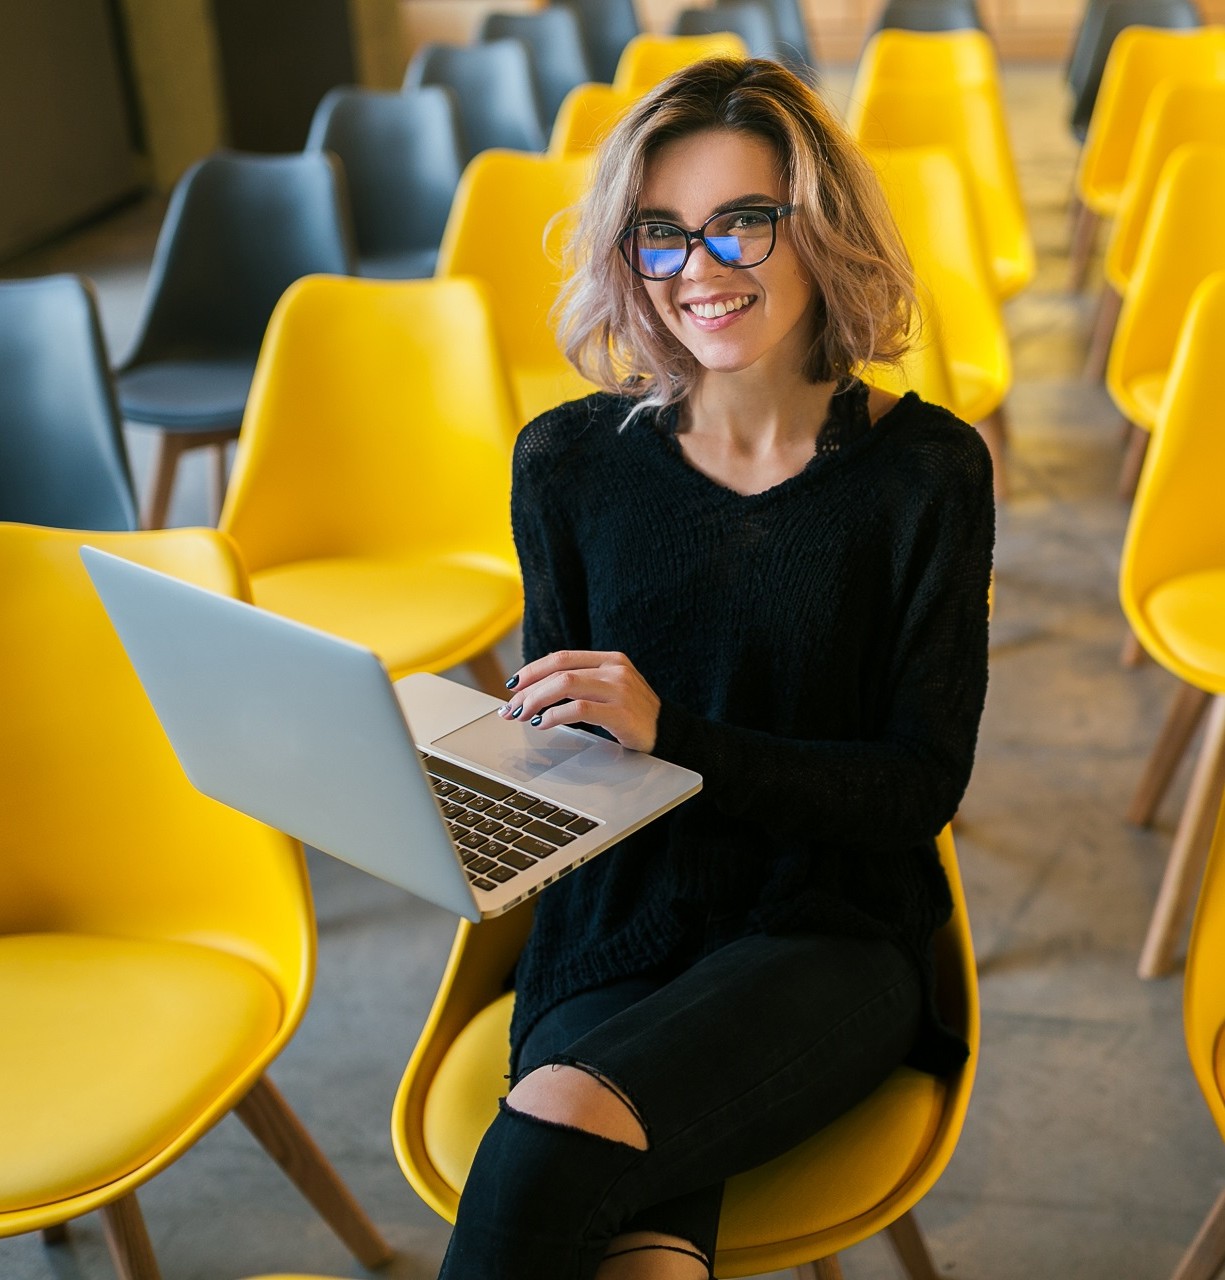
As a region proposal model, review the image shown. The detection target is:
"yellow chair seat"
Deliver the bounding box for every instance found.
[0,932,281,1214]
[510,365,599,431]
[249,555,522,680]
[1141,571,1225,690]
[420,991,947,1251]
[1114,371,1167,432]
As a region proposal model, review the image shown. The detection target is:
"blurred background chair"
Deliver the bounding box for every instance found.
[761,0,821,81]
[0,274,138,530]
[402,39,547,160]
[393,825,977,1278]
[1105,143,1225,499]
[114,151,354,530]
[1064,0,1203,145]
[847,46,1034,300]
[1067,21,1225,291]
[548,82,639,157]
[0,523,390,1280]
[674,1,780,60]
[870,0,988,36]
[1171,781,1225,1280]
[552,0,642,85]
[305,85,464,280]
[218,274,522,697]
[613,31,751,94]
[435,149,598,427]
[479,8,593,131]
[1119,270,1225,979]
[1083,75,1225,380]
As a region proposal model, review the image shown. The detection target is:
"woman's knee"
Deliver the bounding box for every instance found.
[506,1062,649,1151]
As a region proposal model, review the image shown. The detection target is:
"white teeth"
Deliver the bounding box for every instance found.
[688,295,752,319]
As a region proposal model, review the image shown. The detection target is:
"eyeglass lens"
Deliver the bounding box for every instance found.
[627,208,778,280]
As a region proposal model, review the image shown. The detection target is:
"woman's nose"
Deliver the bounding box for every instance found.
[681,239,733,281]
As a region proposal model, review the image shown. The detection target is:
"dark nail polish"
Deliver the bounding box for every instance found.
[505,674,520,689]
[511,706,524,719]
[530,714,543,727]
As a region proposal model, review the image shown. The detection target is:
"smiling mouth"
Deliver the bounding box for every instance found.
[683,294,755,319]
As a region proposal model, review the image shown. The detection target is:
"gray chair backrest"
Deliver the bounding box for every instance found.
[761,0,820,78]
[552,0,641,85]
[675,2,780,59]
[402,39,547,160]
[872,0,988,35]
[0,274,138,530]
[306,85,464,278]
[480,9,594,128]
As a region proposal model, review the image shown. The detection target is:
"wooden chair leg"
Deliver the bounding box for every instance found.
[467,647,511,698]
[1138,695,1225,978]
[233,1074,393,1268]
[100,1193,162,1280]
[142,432,189,530]
[794,1257,844,1279]
[209,440,230,525]
[41,1222,69,1245]
[975,405,1009,503]
[886,1211,940,1280]
[1118,422,1150,503]
[1082,283,1122,383]
[1120,627,1148,668]
[1068,200,1099,292]
[1171,1185,1225,1280]
[1127,682,1212,827]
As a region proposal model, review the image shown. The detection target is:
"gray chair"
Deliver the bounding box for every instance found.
[480,8,593,129]
[552,0,641,85]
[761,0,821,80]
[402,39,547,160]
[0,273,138,531]
[115,150,355,529]
[872,0,988,34]
[675,2,780,60]
[306,85,463,279]
[1066,0,1201,142]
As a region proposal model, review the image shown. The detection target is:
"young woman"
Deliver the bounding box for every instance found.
[437,56,994,1280]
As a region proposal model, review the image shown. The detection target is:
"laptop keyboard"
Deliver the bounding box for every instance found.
[421,753,601,892]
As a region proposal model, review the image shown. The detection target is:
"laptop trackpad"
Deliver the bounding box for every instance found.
[433,710,629,790]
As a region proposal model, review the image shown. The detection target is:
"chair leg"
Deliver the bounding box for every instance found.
[1119,627,1148,669]
[1068,200,1099,292]
[41,1222,69,1245]
[974,405,1009,503]
[1082,283,1122,383]
[100,1193,162,1280]
[1118,422,1150,503]
[1127,682,1212,827]
[794,1257,844,1279]
[886,1211,940,1280]
[233,1074,393,1268]
[1138,695,1225,978]
[143,432,190,530]
[467,647,511,698]
[1171,1185,1225,1280]
[209,440,230,525]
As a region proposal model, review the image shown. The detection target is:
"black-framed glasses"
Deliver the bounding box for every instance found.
[618,204,795,280]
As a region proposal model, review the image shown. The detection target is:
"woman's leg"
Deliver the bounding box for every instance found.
[438,932,921,1280]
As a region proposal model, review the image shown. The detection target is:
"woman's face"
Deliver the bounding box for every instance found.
[633,128,815,380]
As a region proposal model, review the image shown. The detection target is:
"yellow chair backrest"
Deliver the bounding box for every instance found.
[612,32,749,94]
[850,27,1002,105]
[220,274,519,576]
[436,149,598,425]
[1119,270,1225,692]
[548,81,639,157]
[1075,25,1225,217]
[1105,143,1225,433]
[391,826,977,1273]
[1103,75,1225,294]
[1185,785,1225,1141]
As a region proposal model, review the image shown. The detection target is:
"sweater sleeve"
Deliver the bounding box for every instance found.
[653,432,995,849]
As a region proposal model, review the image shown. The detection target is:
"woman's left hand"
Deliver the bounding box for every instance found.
[498,650,661,753]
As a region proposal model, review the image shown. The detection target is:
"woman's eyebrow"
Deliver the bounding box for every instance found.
[634,194,784,223]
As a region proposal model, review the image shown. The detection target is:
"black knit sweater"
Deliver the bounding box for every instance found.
[507,383,995,1075]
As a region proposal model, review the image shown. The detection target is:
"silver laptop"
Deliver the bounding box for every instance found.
[81,547,701,922]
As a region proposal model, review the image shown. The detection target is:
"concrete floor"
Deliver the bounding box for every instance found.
[3,62,1223,1280]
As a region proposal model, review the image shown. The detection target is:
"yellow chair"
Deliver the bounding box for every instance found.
[1170,786,1225,1280]
[868,145,1013,500]
[436,149,598,427]
[1084,75,1225,379]
[0,523,390,1280]
[1068,25,1225,290]
[548,81,639,157]
[1119,270,1225,979]
[850,25,1002,100]
[219,274,522,697]
[392,827,978,1278]
[1105,143,1225,499]
[612,32,750,94]
[847,78,1033,301]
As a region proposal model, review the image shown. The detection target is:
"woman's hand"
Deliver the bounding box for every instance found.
[498,650,661,753]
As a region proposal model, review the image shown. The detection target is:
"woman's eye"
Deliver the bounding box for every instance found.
[727,211,769,232]
[641,223,682,242]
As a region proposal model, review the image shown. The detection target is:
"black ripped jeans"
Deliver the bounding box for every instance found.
[436,930,922,1280]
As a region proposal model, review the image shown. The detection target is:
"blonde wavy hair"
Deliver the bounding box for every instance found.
[554,56,916,416]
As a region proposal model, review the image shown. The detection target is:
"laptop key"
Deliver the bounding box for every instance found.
[487,864,517,882]
[498,848,539,871]
[527,801,558,819]
[456,810,483,827]
[476,818,505,837]
[567,816,598,835]
[459,832,488,850]
[469,855,498,874]
[425,756,516,801]
[472,877,498,891]
[513,834,556,859]
[468,795,494,812]
[502,811,532,828]
[504,793,537,811]
[525,819,576,845]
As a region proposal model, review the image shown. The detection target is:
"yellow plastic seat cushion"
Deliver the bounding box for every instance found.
[0,933,282,1213]
[420,992,947,1243]
[1142,571,1225,688]
[249,555,522,678]
[1117,371,1167,431]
